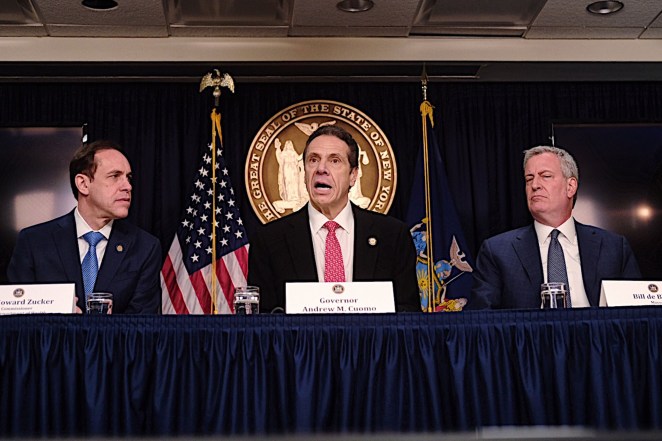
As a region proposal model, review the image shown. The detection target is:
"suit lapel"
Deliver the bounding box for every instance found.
[576,222,601,306]
[352,205,378,279]
[95,220,132,289]
[284,208,318,280]
[513,225,544,287]
[53,212,84,296]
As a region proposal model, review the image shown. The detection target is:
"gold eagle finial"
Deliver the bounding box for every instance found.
[200,69,235,105]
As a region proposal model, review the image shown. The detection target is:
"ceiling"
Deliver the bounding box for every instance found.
[1,0,662,81]
[2,0,662,39]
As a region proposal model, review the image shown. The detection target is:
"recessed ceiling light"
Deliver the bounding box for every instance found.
[82,0,118,11]
[337,0,374,13]
[586,1,624,15]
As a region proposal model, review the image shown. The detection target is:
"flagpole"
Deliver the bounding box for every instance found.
[210,110,221,314]
[200,69,235,314]
[420,68,436,313]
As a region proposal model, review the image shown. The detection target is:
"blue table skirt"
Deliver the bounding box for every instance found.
[1,308,660,436]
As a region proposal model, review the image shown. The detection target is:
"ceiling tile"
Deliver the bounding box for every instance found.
[47,24,167,37]
[640,28,662,38]
[649,11,662,28]
[0,0,40,23]
[526,26,644,39]
[415,0,547,26]
[291,0,420,28]
[169,25,289,37]
[533,0,662,27]
[167,0,289,26]
[289,26,410,37]
[33,0,166,26]
[0,24,46,36]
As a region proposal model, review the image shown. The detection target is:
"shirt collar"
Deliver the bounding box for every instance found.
[308,201,354,234]
[534,217,577,245]
[74,207,113,240]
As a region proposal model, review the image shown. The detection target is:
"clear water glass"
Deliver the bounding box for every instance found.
[86,292,113,314]
[540,282,568,309]
[234,286,260,315]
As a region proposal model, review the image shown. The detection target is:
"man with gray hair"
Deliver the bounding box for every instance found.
[470,145,640,309]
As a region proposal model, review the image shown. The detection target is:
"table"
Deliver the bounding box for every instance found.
[1,308,660,436]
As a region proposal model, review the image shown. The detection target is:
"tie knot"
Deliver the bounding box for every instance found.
[551,229,560,240]
[324,221,340,234]
[83,231,105,247]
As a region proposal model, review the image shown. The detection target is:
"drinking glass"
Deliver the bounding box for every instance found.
[540,282,568,309]
[86,292,113,314]
[234,286,260,315]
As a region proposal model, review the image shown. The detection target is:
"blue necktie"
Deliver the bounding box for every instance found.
[82,231,105,295]
[547,229,572,307]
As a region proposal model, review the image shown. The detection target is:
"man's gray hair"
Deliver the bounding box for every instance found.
[523,145,579,181]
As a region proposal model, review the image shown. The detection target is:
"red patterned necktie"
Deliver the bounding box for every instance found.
[323,221,345,282]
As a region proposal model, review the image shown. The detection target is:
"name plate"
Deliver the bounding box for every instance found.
[601,280,662,307]
[286,281,395,314]
[0,284,76,315]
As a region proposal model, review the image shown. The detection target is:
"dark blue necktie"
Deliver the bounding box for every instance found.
[548,229,572,307]
[82,231,105,295]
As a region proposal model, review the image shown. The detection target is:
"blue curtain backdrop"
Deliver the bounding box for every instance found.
[2,81,662,280]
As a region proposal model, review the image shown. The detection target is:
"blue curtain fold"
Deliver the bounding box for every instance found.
[1,308,661,436]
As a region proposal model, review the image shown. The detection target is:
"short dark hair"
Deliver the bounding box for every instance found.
[304,125,359,169]
[69,140,125,198]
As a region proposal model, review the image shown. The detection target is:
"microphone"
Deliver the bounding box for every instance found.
[270,306,285,314]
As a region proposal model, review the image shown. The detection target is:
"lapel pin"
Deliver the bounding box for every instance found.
[368,237,377,246]
[116,245,124,252]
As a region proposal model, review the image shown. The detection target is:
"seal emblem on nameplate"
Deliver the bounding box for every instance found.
[245,100,398,224]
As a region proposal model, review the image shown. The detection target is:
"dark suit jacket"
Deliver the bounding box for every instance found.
[7,210,162,313]
[247,203,420,313]
[469,221,641,309]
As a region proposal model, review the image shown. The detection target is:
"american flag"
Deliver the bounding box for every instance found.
[161,142,249,314]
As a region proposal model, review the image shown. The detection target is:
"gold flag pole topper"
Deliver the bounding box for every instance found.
[420,66,436,313]
[199,69,235,314]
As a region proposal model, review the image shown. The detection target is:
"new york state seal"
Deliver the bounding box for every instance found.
[245,100,398,224]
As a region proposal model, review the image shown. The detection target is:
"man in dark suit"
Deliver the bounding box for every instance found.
[471,145,640,309]
[7,140,161,313]
[248,125,420,313]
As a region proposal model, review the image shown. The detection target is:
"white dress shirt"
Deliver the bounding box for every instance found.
[535,217,590,307]
[308,202,355,282]
[74,207,113,268]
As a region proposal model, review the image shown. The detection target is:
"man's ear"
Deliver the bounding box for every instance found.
[567,177,578,199]
[349,167,358,188]
[75,173,91,197]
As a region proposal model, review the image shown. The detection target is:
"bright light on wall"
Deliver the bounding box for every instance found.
[636,204,653,221]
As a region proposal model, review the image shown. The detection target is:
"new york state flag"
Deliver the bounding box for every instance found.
[406,105,473,312]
